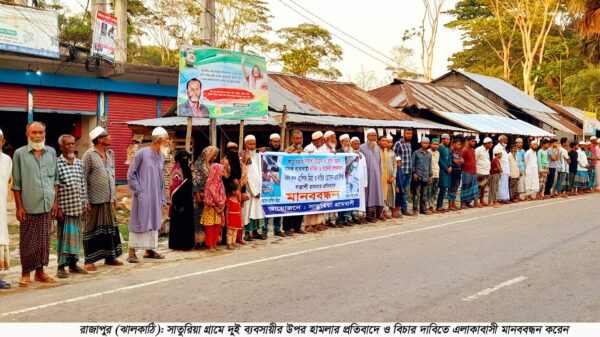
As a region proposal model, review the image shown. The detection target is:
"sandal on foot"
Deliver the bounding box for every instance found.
[84,263,97,271]
[69,265,89,274]
[105,259,124,266]
[56,269,69,279]
[143,251,165,259]
[127,255,140,263]
[34,273,56,283]
[18,276,30,288]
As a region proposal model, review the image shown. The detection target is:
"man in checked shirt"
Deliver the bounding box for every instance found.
[55,134,89,278]
[393,129,415,216]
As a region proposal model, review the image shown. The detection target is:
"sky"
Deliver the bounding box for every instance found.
[66,0,464,82]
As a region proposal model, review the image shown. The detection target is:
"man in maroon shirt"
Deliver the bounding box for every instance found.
[460,136,480,208]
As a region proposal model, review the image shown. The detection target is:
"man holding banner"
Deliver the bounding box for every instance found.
[283,131,307,236]
[302,131,328,232]
[242,135,266,240]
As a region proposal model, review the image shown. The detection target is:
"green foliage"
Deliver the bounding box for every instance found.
[215,0,272,53]
[271,23,343,80]
[446,0,594,111]
[564,67,600,113]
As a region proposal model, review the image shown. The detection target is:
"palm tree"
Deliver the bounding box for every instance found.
[569,0,600,62]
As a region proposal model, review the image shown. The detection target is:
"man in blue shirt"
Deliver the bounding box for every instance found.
[515,138,526,201]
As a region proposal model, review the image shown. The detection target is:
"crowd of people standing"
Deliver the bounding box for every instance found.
[1,121,598,290]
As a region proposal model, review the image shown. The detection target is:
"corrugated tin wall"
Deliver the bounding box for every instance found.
[33,88,98,112]
[0,84,28,109]
[107,94,158,181]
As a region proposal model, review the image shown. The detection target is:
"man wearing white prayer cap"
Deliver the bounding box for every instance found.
[303,132,328,232]
[81,125,123,270]
[242,134,267,240]
[380,134,397,219]
[336,134,355,227]
[323,130,337,154]
[411,136,433,214]
[523,140,539,200]
[126,126,170,262]
[475,137,494,207]
[361,129,385,221]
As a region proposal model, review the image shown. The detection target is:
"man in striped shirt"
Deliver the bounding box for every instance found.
[393,129,414,215]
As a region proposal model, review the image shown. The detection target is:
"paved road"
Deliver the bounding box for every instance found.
[1,194,600,322]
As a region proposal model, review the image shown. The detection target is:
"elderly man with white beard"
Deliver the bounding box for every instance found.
[242,134,267,240]
[126,127,170,263]
[360,129,384,222]
[322,130,339,227]
[12,121,59,287]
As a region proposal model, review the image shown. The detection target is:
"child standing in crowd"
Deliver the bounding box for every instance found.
[201,163,227,252]
[225,185,243,250]
[489,149,502,206]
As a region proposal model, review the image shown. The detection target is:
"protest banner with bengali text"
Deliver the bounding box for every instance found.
[261,152,360,217]
[92,11,117,62]
[177,47,269,120]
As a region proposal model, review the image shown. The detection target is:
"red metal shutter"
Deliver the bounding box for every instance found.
[0,84,28,110]
[34,88,98,113]
[107,94,158,181]
[161,98,176,116]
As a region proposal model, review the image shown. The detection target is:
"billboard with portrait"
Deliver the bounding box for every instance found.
[177,46,269,119]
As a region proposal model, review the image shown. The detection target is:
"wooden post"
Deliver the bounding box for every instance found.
[280,105,288,150]
[185,116,193,153]
[209,118,217,146]
[239,120,245,147]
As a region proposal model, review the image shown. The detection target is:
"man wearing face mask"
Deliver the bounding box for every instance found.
[178,78,210,118]
[12,122,59,287]
[126,127,170,263]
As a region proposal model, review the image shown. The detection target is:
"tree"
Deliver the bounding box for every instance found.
[137,0,204,66]
[271,23,343,80]
[386,45,422,80]
[420,0,446,81]
[501,0,562,96]
[347,65,384,91]
[568,0,600,62]
[564,67,600,112]
[215,0,272,53]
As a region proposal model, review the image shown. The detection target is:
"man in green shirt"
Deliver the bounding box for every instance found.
[537,139,551,200]
[12,122,59,287]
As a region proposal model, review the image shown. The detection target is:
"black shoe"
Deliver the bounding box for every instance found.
[259,233,268,240]
[294,229,307,234]
[244,234,254,242]
[284,230,294,236]
[275,231,286,237]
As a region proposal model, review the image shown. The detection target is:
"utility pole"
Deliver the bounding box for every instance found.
[200,0,217,147]
[113,0,127,74]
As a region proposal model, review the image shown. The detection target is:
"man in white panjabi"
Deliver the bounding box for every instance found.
[523,140,540,200]
[0,129,12,289]
[242,134,266,241]
[322,130,339,227]
[303,131,328,232]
